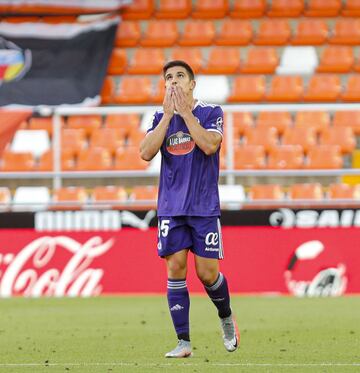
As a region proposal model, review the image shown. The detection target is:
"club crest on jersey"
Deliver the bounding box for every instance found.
[166,131,195,155]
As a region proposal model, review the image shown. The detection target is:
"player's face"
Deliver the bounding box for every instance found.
[164,66,195,95]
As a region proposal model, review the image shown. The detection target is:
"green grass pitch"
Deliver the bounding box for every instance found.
[0,296,359,372]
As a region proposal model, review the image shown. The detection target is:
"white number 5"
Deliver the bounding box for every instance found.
[158,219,170,237]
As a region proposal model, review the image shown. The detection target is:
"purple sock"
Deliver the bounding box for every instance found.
[204,272,231,319]
[167,279,190,341]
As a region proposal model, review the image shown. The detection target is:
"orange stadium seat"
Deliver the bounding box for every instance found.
[267,145,304,169]
[126,131,145,148]
[253,19,291,45]
[170,48,203,73]
[289,183,324,200]
[178,20,216,46]
[42,16,77,23]
[328,183,360,199]
[140,20,178,47]
[215,19,252,46]
[107,49,127,75]
[306,145,343,169]
[230,0,266,18]
[294,111,330,134]
[105,114,141,136]
[127,48,165,74]
[342,0,360,16]
[100,77,115,105]
[28,116,65,136]
[291,19,328,45]
[191,0,229,19]
[329,19,360,45]
[317,46,354,73]
[4,16,40,23]
[243,127,279,153]
[320,127,356,154]
[256,111,292,135]
[115,147,148,170]
[67,115,102,137]
[155,0,192,19]
[266,76,304,102]
[0,187,11,208]
[201,47,241,74]
[76,148,112,171]
[241,47,279,74]
[121,0,154,20]
[227,75,266,102]
[52,187,87,210]
[342,75,360,102]
[232,112,254,135]
[303,75,342,102]
[333,111,360,135]
[92,186,128,208]
[282,127,317,153]
[249,184,285,200]
[61,128,87,155]
[38,149,75,171]
[113,77,152,104]
[1,151,35,171]
[130,185,158,209]
[267,0,304,17]
[233,145,266,169]
[90,129,125,155]
[304,0,341,17]
[151,77,166,104]
[115,21,141,47]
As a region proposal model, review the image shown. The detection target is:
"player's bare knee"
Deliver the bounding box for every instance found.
[166,259,187,278]
[196,267,218,286]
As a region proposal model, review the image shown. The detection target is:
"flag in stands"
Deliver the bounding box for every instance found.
[0,17,118,107]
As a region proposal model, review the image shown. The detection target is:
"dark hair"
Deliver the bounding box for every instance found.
[163,60,195,80]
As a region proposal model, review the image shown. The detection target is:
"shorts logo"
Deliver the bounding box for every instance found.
[166,131,195,155]
[205,232,219,246]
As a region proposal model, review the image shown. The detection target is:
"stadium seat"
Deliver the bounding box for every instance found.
[333,110,360,135]
[233,145,266,169]
[42,15,77,23]
[140,20,178,47]
[114,147,148,170]
[28,116,65,136]
[38,149,75,171]
[248,184,285,200]
[1,151,35,171]
[130,185,158,209]
[170,48,203,73]
[256,111,292,135]
[266,76,304,102]
[105,114,141,136]
[76,148,112,171]
[191,0,229,19]
[154,0,192,19]
[195,76,229,103]
[282,127,317,153]
[218,184,246,209]
[10,129,50,157]
[294,111,330,134]
[0,187,11,211]
[67,115,102,137]
[328,183,360,199]
[253,20,291,45]
[329,19,360,45]
[121,0,154,20]
[317,46,354,73]
[61,128,87,155]
[342,0,360,16]
[227,75,266,102]
[4,16,40,23]
[267,145,304,169]
[178,20,216,46]
[13,186,50,211]
[229,0,266,18]
[232,112,254,135]
[107,49,127,75]
[320,127,356,154]
[100,77,115,105]
[215,19,252,45]
[291,19,328,45]
[92,186,128,209]
[276,46,318,75]
[114,77,152,104]
[243,127,279,153]
[151,77,166,104]
[288,183,324,200]
[303,74,341,102]
[126,131,145,148]
[342,75,360,102]
[127,48,165,74]
[241,47,279,74]
[90,128,125,155]
[201,47,240,74]
[115,21,141,47]
[306,145,343,169]
[267,0,304,17]
[52,187,87,210]
[304,0,341,17]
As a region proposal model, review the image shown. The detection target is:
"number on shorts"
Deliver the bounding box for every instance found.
[158,219,170,237]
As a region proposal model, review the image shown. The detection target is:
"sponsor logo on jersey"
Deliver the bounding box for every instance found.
[166,131,195,155]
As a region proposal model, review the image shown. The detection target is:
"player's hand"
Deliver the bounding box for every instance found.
[163,86,175,118]
[173,86,192,118]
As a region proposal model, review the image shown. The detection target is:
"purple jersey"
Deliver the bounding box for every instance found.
[147,100,223,217]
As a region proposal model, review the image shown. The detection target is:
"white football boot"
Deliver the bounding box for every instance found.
[165,339,193,358]
[220,314,240,352]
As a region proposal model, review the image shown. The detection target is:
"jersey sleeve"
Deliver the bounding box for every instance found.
[146,111,161,134]
[203,106,224,137]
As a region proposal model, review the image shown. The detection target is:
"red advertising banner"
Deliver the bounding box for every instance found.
[0,227,359,297]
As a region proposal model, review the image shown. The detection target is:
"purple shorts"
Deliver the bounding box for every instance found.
[157,216,224,259]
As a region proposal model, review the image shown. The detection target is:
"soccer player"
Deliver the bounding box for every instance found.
[140,60,239,358]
